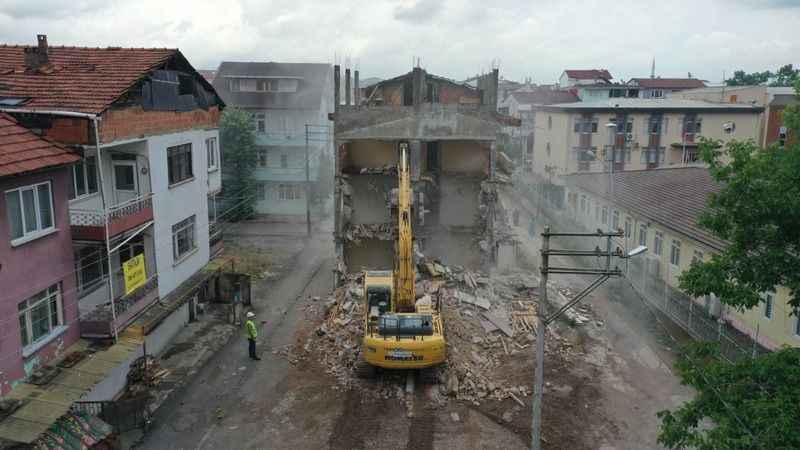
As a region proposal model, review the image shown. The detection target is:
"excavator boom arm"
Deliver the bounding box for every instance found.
[395,143,416,311]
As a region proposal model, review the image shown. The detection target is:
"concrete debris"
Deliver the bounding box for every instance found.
[309,259,586,410]
[450,412,461,422]
[344,223,393,243]
[496,151,515,175]
[359,165,397,175]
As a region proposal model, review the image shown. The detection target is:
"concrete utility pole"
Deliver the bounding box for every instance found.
[531,227,646,450]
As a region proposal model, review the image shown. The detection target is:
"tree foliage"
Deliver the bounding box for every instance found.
[220,108,258,220]
[678,79,800,310]
[725,64,799,87]
[658,344,800,450]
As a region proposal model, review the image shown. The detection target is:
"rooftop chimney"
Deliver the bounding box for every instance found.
[24,34,49,71]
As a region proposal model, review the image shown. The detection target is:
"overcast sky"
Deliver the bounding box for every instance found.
[1,0,799,84]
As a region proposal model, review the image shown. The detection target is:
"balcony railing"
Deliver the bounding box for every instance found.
[79,274,159,338]
[70,193,154,240]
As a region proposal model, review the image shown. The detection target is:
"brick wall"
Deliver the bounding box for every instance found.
[99,105,221,144]
[42,117,91,145]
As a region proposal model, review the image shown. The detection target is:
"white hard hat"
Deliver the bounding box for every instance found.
[246,311,255,318]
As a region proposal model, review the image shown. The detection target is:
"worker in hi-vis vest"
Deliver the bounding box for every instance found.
[245,311,260,360]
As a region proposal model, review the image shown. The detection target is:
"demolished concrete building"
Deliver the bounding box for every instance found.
[332,66,519,279]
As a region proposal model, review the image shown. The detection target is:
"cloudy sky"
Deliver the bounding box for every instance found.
[1,0,799,84]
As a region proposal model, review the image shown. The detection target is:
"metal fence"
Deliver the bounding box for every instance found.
[627,254,771,363]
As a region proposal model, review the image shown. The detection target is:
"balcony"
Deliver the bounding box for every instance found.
[70,193,153,241]
[79,275,159,338]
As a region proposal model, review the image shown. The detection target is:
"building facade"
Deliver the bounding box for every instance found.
[213,62,333,218]
[559,168,799,351]
[530,99,763,206]
[333,67,516,277]
[0,113,81,393]
[672,85,798,148]
[0,36,224,404]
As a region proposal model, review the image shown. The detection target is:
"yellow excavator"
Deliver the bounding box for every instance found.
[356,142,446,380]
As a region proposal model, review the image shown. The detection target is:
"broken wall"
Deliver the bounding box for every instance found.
[419,229,481,269]
[347,175,394,224]
[438,177,480,227]
[344,139,398,171]
[441,141,489,175]
[344,238,394,272]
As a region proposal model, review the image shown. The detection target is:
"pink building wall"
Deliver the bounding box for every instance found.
[0,166,80,393]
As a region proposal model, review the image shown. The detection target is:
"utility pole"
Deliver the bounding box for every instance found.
[305,124,311,237]
[531,227,645,450]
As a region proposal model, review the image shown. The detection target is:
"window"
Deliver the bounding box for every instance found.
[19,284,63,350]
[654,231,664,255]
[612,210,620,230]
[595,205,600,221]
[574,117,598,133]
[6,181,54,243]
[546,142,551,157]
[229,79,240,92]
[692,249,704,264]
[624,219,631,238]
[763,293,773,319]
[548,116,552,130]
[257,149,267,168]
[795,316,800,337]
[167,143,193,185]
[280,154,288,169]
[651,89,664,98]
[256,80,267,92]
[206,137,218,171]
[256,182,266,200]
[638,224,647,246]
[670,240,681,266]
[648,119,661,135]
[254,113,266,133]
[172,215,196,261]
[75,246,107,292]
[580,195,587,214]
[69,157,98,200]
[601,206,608,225]
[278,184,302,200]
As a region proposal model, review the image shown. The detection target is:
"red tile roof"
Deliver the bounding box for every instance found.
[0,45,177,114]
[564,69,612,81]
[0,112,79,177]
[630,78,706,89]
[563,167,727,251]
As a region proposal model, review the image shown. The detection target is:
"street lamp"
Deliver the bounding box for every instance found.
[626,245,648,258]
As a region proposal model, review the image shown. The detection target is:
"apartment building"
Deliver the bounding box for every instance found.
[559,168,798,351]
[0,113,80,393]
[0,35,223,410]
[213,62,333,218]
[627,77,706,99]
[333,66,516,277]
[672,85,798,148]
[530,98,763,206]
[497,88,578,170]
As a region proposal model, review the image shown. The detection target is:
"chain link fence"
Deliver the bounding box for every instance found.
[627,253,770,363]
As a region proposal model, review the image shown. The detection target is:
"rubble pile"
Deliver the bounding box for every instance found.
[126,355,169,397]
[309,260,590,407]
[343,223,393,243]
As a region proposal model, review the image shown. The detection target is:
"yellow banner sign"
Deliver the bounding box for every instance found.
[123,253,147,295]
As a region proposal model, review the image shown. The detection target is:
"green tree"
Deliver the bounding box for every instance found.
[770,64,799,87]
[220,108,258,220]
[658,344,800,450]
[678,80,800,309]
[725,69,772,86]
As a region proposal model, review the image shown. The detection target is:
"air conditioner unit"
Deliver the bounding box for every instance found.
[626,133,634,141]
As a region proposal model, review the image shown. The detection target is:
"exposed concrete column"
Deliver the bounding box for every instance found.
[412,67,426,108]
[410,140,421,181]
[354,70,360,108]
[333,139,346,286]
[345,68,351,106]
[333,65,341,111]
